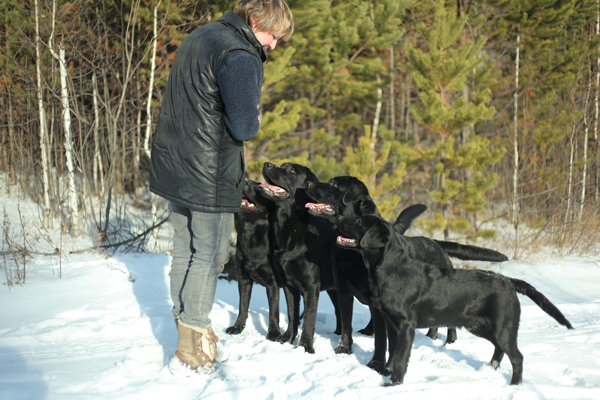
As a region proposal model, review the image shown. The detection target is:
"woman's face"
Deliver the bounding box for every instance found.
[253,30,280,50]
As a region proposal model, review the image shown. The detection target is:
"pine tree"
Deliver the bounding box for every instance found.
[403,0,502,240]
[252,0,412,181]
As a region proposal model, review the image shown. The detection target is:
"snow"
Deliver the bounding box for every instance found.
[1,185,600,399]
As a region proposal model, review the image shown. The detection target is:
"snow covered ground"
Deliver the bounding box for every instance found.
[1,187,600,399]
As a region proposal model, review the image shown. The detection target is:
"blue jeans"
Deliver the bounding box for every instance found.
[170,202,234,329]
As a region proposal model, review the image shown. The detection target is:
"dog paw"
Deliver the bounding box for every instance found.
[225,325,243,335]
[382,378,402,387]
[367,360,391,376]
[298,340,315,354]
[357,327,374,336]
[278,332,295,344]
[489,360,500,370]
[265,330,282,342]
[444,337,457,345]
[334,343,352,354]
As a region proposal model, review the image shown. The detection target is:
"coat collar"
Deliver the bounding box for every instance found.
[218,11,267,63]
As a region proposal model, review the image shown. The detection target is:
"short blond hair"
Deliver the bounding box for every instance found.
[234,0,294,41]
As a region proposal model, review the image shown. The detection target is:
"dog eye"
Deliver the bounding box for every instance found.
[330,180,337,188]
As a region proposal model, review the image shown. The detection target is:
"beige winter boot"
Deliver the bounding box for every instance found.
[175,320,219,369]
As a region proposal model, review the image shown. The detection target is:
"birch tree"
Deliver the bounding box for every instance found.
[34,0,51,229]
[145,2,161,241]
[144,2,160,160]
[513,34,520,254]
[92,73,104,196]
[596,0,600,203]
[579,78,591,222]
[49,0,80,236]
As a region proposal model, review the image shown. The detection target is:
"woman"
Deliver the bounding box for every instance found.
[149,0,294,370]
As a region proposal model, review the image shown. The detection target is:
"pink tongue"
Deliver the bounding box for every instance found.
[336,235,357,247]
[305,202,328,208]
[259,183,282,191]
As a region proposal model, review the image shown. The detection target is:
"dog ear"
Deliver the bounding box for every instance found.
[341,180,369,205]
[359,222,391,249]
[359,198,379,216]
[305,170,319,183]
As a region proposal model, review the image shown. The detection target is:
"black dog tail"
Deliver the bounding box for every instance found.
[434,240,509,262]
[510,278,574,330]
[392,204,428,235]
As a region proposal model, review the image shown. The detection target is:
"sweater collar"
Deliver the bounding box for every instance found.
[218,11,267,63]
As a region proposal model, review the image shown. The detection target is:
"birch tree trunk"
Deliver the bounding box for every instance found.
[92,73,105,196]
[389,45,395,134]
[512,34,520,257]
[57,45,81,236]
[49,0,80,235]
[135,71,142,202]
[405,73,413,142]
[7,84,16,184]
[144,3,161,241]
[580,110,589,222]
[565,125,575,228]
[596,1,600,203]
[370,74,383,189]
[34,0,52,229]
[144,3,159,160]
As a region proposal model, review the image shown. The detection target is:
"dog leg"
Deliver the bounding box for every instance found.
[384,316,397,370]
[508,350,524,385]
[279,286,300,344]
[496,332,523,385]
[425,327,438,341]
[333,289,354,354]
[326,290,342,335]
[489,346,504,370]
[297,287,320,354]
[357,318,374,335]
[226,269,253,335]
[366,308,390,376]
[265,283,282,341]
[445,327,457,344]
[383,321,415,386]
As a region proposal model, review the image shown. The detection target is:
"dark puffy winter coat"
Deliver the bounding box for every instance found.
[149,12,266,213]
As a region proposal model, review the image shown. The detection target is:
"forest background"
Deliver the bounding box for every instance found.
[1,0,600,261]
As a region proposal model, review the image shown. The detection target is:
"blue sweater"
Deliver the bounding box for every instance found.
[217,50,263,142]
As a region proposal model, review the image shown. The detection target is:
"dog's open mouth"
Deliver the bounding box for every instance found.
[305,203,335,215]
[241,199,256,211]
[259,183,289,198]
[336,235,357,247]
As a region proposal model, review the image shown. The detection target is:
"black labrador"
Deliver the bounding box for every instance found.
[226,180,292,342]
[335,214,574,386]
[305,177,460,350]
[259,162,343,354]
[305,176,508,341]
